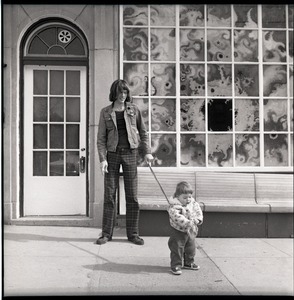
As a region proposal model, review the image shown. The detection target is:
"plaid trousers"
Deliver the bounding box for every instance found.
[102,148,139,239]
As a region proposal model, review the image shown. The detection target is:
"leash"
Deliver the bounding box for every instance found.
[148,163,195,237]
[147,162,171,205]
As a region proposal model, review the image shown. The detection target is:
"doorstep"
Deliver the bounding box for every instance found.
[9,216,94,227]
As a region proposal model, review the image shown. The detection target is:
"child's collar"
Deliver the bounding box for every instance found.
[169,196,182,206]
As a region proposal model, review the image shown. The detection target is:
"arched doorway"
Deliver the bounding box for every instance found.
[20,18,89,216]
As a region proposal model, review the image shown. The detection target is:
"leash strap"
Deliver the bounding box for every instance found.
[147,163,170,204]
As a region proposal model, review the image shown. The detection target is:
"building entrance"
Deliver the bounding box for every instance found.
[23,65,87,215]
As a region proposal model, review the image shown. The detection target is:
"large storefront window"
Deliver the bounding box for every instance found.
[120,5,293,170]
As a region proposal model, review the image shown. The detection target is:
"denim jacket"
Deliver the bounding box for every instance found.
[97,102,151,162]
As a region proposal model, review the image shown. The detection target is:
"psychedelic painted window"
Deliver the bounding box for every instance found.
[121,5,293,170]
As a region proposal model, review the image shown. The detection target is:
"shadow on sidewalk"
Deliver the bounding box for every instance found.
[4,232,96,243]
[83,247,171,275]
[83,262,169,274]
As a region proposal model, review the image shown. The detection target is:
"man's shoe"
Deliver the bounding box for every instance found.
[95,236,111,245]
[128,236,144,245]
[183,263,200,270]
[171,266,182,275]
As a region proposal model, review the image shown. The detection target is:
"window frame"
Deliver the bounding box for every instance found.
[120,4,293,172]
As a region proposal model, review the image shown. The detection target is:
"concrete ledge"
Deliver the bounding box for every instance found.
[9,216,94,227]
[139,210,294,238]
[139,210,171,236]
[255,173,293,213]
[267,213,294,238]
[199,212,267,238]
[267,205,294,213]
[199,202,270,213]
[138,172,292,215]
[139,200,169,210]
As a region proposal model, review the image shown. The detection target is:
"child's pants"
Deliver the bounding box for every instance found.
[168,226,196,268]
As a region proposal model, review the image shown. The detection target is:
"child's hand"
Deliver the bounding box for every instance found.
[188,226,197,237]
[193,219,199,225]
[187,220,194,228]
[187,227,194,237]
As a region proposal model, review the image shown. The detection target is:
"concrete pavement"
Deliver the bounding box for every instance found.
[3,225,294,296]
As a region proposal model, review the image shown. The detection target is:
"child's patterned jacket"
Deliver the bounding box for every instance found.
[168,196,203,235]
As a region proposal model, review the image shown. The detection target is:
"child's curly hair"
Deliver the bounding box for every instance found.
[174,181,194,198]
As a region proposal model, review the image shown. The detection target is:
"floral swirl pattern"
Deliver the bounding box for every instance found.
[180,99,205,131]
[179,5,204,27]
[207,5,231,27]
[263,31,287,62]
[233,5,258,28]
[151,64,176,96]
[151,99,176,131]
[262,5,286,28]
[180,64,205,96]
[151,29,175,61]
[123,5,148,25]
[123,28,148,61]
[207,29,231,61]
[234,30,258,62]
[263,65,287,97]
[124,63,148,96]
[264,134,288,166]
[151,134,176,167]
[208,134,233,167]
[207,64,232,96]
[235,65,259,97]
[289,31,293,63]
[235,134,260,166]
[180,29,204,61]
[122,4,292,168]
[150,5,175,26]
[180,134,205,166]
[235,99,259,131]
[264,99,288,131]
[132,98,149,128]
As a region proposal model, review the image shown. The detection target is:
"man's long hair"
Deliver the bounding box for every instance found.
[109,79,132,102]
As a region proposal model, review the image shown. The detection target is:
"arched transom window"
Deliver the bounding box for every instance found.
[23,20,88,63]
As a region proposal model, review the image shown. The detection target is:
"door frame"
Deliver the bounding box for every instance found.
[19,17,89,217]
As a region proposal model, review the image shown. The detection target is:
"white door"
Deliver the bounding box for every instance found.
[24,65,87,215]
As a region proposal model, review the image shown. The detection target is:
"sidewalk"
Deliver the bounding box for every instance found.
[3,225,294,296]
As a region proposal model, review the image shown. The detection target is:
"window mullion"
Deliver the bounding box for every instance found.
[148,5,152,154]
[258,5,265,168]
[175,5,181,168]
[286,5,291,167]
[231,4,235,168]
[119,7,123,79]
[204,5,208,168]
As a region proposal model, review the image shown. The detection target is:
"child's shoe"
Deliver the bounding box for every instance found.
[171,266,182,275]
[183,263,200,270]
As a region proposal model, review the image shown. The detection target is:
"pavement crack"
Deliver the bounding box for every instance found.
[87,244,105,293]
[261,239,292,257]
[197,243,242,295]
[66,241,99,257]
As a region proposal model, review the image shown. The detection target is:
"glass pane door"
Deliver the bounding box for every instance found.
[24,66,86,216]
[32,70,81,177]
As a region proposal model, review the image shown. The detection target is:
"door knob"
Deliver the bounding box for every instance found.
[80,156,86,173]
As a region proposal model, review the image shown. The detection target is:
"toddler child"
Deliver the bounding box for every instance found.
[167,181,203,275]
